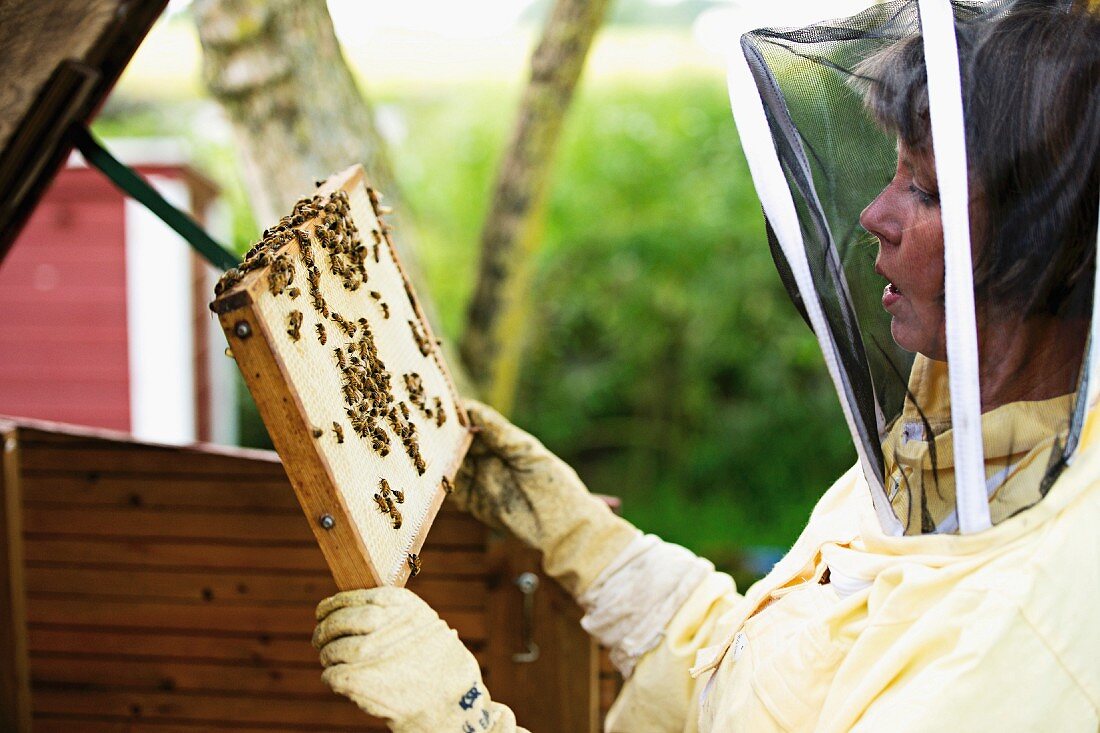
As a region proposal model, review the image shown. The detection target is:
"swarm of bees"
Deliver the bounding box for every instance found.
[374,478,404,529]
[408,319,432,357]
[214,192,333,297]
[287,310,303,341]
[402,373,449,427]
[216,182,462,553]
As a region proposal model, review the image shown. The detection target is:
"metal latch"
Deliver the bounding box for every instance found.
[512,572,540,663]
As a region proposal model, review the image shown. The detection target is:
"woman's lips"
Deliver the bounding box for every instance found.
[882,282,902,309]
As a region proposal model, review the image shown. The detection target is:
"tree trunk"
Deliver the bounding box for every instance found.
[192,0,396,225]
[192,0,472,394]
[460,0,611,415]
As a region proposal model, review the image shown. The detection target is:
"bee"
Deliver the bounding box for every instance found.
[369,291,382,301]
[373,493,390,515]
[287,287,300,299]
[407,553,421,577]
[399,402,411,420]
[379,478,391,496]
[214,268,241,296]
[408,321,431,356]
[390,506,403,530]
[334,348,347,370]
[342,383,360,403]
[434,398,446,426]
[312,427,323,438]
[414,455,426,475]
[440,476,454,494]
[391,488,404,504]
[315,323,327,345]
[286,310,303,341]
[381,303,390,319]
[332,422,344,444]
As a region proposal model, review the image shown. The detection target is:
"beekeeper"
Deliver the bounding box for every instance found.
[311,1,1100,730]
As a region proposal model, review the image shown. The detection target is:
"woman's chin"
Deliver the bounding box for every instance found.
[890,319,946,360]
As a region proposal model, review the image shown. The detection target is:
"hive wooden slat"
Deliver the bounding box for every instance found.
[30,656,332,697]
[21,506,484,546]
[18,447,284,477]
[21,473,302,511]
[32,718,387,733]
[24,597,487,641]
[27,629,486,672]
[22,537,487,577]
[24,566,486,608]
[28,627,322,667]
[31,688,372,728]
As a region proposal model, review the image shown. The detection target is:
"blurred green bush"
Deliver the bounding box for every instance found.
[96,71,857,573]
[394,75,856,564]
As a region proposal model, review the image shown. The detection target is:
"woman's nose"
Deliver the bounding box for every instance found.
[860,185,901,246]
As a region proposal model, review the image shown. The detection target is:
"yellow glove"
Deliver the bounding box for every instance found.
[454,400,640,597]
[314,587,525,733]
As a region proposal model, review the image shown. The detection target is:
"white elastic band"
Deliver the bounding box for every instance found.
[726,35,904,536]
[578,534,713,677]
[1086,192,1100,410]
[918,0,991,534]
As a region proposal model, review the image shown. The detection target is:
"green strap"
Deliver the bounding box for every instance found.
[72,126,239,272]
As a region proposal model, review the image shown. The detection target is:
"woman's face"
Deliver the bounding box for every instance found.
[860,141,947,359]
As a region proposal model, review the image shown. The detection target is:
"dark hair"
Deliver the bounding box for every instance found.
[857,1,1100,318]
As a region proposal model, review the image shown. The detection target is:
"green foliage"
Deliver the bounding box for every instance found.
[95,71,858,566]
[389,75,856,559]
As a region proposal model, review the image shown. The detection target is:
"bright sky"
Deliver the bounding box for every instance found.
[138,0,887,96]
[166,0,884,45]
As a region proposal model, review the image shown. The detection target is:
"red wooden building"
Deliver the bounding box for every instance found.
[0,140,237,445]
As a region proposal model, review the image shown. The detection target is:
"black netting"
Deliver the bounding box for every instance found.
[738,0,1099,534]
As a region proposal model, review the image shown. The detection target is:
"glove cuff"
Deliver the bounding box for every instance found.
[578,533,714,677]
[539,496,641,597]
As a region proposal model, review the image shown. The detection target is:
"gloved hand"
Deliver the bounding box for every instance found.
[314,586,523,733]
[454,400,640,597]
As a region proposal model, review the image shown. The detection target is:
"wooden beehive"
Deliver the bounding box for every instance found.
[210,166,471,590]
[0,418,623,732]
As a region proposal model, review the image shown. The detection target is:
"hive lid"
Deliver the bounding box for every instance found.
[0,0,167,260]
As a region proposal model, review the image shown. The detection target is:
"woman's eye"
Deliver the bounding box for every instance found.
[908,183,939,207]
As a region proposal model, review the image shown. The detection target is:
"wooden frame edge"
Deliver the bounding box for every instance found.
[0,423,31,731]
[218,291,380,591]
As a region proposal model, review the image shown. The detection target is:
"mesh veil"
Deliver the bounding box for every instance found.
[730,0,1100,535]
